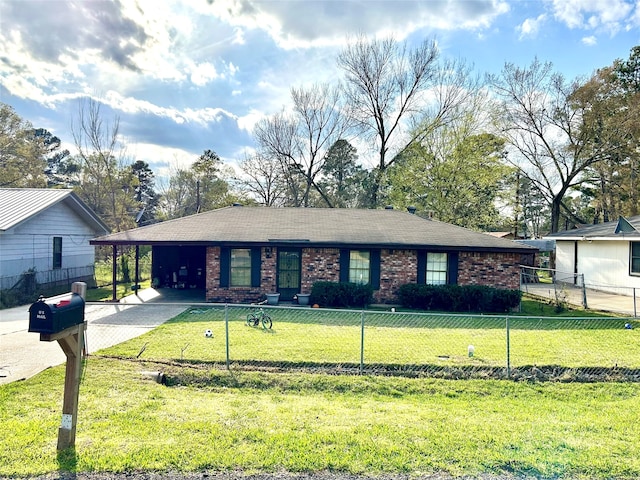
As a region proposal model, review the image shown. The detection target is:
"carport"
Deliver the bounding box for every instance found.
[89,240,207,303]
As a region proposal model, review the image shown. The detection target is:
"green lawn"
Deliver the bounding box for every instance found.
[2,305,639,478]
[101,306,639,373]
[1,359,639,478]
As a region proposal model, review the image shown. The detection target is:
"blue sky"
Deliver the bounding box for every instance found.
[1,0,638,178]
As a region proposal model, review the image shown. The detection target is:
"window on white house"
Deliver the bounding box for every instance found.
[53,237,62,269]
[349,250,370,285]
[426,252,448,285]
[631,243,640,275]
[230,249,251,286]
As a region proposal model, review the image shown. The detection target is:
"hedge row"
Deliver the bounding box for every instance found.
[309,281,521,313]
[310,281,374,308]
[397,284,522,313]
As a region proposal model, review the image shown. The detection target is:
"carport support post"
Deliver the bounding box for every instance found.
[54,282,86,451]
[135,245,140,296]
[112,244,117,302]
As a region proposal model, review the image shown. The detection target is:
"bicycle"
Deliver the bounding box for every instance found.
[246,301,273,329]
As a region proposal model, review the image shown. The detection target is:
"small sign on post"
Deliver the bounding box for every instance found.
[29,282,86,451]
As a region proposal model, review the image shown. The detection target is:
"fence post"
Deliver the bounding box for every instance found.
[225,304,230,370]
[581,274,588,309]
[506,316,511,379]
[634,288,637,318]
[360,311,365,375]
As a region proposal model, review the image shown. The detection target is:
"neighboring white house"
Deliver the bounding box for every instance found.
[545,216,640,296]
[0,188,110,291]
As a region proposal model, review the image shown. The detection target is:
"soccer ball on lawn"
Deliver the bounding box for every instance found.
[204,329,213,337]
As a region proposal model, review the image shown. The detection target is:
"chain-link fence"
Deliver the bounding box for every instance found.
[521,266,639,317]
[84,302,640,382]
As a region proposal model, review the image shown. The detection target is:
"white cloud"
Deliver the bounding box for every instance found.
[189,62,221,86]
[547,0,635,33]
[517,14,547,39]
[237,109,267,133]
[202,0,511,49]
[128,142,196,172]
[582,35,598,46]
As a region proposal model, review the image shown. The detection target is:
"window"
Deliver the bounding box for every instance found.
[230,249,251,286]
[426,252,447,285]
[349,250,370,285]
[53,237,62,269]
[632,243,640,275]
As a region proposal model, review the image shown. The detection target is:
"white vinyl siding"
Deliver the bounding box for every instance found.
[0,201,99,289]
[554,239,640,294]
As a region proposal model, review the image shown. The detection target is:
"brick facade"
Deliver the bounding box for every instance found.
[457,251,522,290]
[377,249,418,303]
[205,246,522,304]
[300,248,341,293]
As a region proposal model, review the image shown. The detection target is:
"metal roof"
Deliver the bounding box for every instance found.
[91,206,536,252]
[546,215,640,240]
[0,188,110,235]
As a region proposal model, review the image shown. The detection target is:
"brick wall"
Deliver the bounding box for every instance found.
[457,251,522,290]
[300,248,340,293]
[205,246,522,304]
[377,249,418,303]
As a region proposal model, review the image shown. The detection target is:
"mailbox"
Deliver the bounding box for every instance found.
[29,293,85,334]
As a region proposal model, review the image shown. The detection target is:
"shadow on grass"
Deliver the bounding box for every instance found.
[56,446,77,477]
[100,356,640,385]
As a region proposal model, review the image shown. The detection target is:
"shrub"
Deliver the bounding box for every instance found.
[310,281,373,308]
[397,284,521,313]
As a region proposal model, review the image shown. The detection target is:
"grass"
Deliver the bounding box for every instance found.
[1,359,640,478]
[519,296,593,317]
[99,305,639,372]
[2,302,638,478]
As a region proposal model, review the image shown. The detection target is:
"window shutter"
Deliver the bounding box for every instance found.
[339,249,349,283]
[448,252,459,285]
[251,247,262,287]
[219,247,230,287]
[417,250,426,284]
[370,249,380,290]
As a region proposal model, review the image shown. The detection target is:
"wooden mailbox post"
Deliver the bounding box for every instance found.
[28,282,86,451]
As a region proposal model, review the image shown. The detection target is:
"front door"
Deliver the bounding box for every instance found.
[277,249,301,301]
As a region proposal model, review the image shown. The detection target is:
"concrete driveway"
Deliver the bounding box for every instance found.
[0,288,191,385]
[521,282,639,317]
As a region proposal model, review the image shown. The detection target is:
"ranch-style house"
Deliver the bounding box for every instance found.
[90,206,537,304]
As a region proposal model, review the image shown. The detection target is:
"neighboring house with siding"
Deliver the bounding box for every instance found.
[545,215,640,295]
[90,206,536,304]
[0,188,110,291]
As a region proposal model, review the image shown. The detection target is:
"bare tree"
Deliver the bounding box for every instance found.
[71,98,136,231]
[337,35,440,206]
[488,59,619,233]
[254,83,349,207]
[236,152,288,206]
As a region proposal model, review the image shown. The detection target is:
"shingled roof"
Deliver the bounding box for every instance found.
[547,215,640,240]
[91,206,534,253]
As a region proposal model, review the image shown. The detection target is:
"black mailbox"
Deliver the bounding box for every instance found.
[29,293,85,334]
